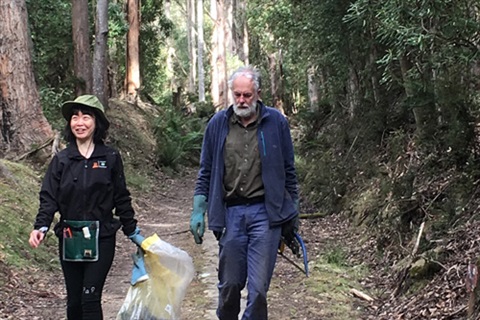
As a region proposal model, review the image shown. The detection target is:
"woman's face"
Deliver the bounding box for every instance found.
[70,111,96,142]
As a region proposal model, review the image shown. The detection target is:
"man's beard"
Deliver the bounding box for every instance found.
[233,99,257,118]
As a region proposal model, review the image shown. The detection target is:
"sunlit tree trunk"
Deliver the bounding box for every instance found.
[369,47,381,109]
[268,50,285,114]
[307,65,319,112]
[72,0,92,96]
[214,0,227,109]
[0,0,53,158]
[187,0,197,94]
[232,0,248,64]
[225,0,233,55]
[346,65,359,120]
[125,0,140,101]
[210,0,229,109]
[210,0,219,107]
[197,0,205,102]
[93,0,109,107]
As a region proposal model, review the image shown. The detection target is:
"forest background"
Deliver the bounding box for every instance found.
[1,0,480,318]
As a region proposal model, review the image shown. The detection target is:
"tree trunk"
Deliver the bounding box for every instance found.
[210,0,227,110]
[197,0,205,102]
[225,0,233,55]
[210,0,219,107]
[346,65,359,120]
[72,0,92,96]
[307,65,319,112]
[125,0,140,101]
[93,0,109,108]
[187,0,197,95]
[219,0,228,108]
[399,53,436,139]
[268,50,285,115]
[232,0,248,64]
[0,0,53,158]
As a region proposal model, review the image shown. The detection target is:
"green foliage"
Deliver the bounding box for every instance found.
[27,0,73,90]
[305,246,368,319]
[108,2,129,39]
[259,0,480,265]
[107,1,129,94]
[139,0,173,101]
[324,247,348,266]
[153,105,208,170]
[39,87,71,132]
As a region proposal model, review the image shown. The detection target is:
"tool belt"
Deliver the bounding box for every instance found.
[62,220,100,262]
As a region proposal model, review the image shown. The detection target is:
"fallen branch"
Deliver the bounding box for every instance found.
[411,221,425,257]
[299,212,328,219]
[51,131,61,156]
[14,136,54,161]
[350,288,374,302]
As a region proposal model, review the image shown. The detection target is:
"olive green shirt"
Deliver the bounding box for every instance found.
[223,113,264,201]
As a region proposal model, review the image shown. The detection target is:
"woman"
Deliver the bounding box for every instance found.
[28,95,143,320]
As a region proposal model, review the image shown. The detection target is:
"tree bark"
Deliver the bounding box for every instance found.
[232,0,248,64]
[125,0,140,101]
[197,0,205,102]
[93,0,109,108]
[268,50,285,115]
[210,0,219,107]
[72,0,92,96]
[187,0,197,94]
[0,0,53,158]
[307,65,319,112]
[346,65,359,120]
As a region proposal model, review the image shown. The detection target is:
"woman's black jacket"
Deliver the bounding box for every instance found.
[34,143,137,238]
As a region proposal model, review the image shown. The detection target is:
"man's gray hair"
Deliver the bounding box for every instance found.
[228,65,261,91]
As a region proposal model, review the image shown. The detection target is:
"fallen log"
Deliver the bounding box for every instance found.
[350,288,374,302]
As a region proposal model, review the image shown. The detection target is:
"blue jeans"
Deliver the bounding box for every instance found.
[216,203,282,320]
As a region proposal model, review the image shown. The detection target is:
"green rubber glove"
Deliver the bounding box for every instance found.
[190,195,207,244]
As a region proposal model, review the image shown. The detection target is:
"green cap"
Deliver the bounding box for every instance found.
[62,95,110,129]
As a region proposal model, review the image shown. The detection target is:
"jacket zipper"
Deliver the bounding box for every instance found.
[260,130,266,156]
[83,158,88,221]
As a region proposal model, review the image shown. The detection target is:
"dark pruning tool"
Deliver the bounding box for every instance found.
[278,232,309,277]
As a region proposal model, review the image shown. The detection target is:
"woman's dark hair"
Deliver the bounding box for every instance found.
[63,106,108,144]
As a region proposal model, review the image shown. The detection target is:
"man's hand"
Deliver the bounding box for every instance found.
[190,195,207,244]
[282,199,300,257]
[281,216,300,257]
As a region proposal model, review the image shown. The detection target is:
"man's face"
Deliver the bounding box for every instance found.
[232,76,258,119]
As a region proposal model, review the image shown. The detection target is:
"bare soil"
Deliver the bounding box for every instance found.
[0,167,368,320]
[2,164,475,319]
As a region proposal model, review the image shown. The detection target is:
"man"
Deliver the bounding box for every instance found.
[190,65,299,320]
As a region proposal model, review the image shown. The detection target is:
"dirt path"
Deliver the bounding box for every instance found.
[102,168,221,320]
[1,168,371,320]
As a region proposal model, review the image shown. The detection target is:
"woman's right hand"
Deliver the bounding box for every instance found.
[29,230,45,248]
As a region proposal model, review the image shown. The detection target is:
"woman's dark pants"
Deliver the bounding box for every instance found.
[59,235,116,320]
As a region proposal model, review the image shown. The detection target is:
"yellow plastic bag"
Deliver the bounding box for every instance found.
[116,234,195,320]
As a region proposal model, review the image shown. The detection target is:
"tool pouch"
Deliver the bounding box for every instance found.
[62,220,100,262]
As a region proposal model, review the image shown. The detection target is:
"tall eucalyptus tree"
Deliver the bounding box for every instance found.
[72,0,92,96]
[0,0,53,158]
[125,0,140,100]
[197,0,206,102]
[93,0,109,107]
[187,0,197,94]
